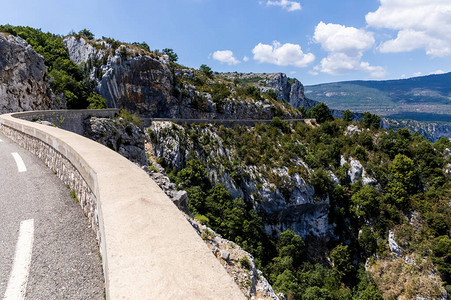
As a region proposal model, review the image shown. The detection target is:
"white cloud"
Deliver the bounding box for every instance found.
[366,0,451,56]
[212,50,240,65]
[266,0,301,12]
[243,56,249,62]
[313,22,385,77]
[429,69,445,75]
[314,22,375,56]
[413,72,423,77]
[252,41,315,68]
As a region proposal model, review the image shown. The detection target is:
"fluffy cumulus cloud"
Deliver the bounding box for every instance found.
[212,50,240,65]
[252,41,315,67]
[266,0,301,12]
[313,22,385,77]
[366,0,451,56]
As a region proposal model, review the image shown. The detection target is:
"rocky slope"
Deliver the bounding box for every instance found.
[0,33,56,113]
[83,116,148,166]
[63,36,300,121]
[382,118,451,142]
[147,121,375,239]
[81,115,279,299]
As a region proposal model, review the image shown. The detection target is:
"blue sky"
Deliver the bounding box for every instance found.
[1,0,451,85]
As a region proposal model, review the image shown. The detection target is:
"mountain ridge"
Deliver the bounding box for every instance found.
[304,72,451,121]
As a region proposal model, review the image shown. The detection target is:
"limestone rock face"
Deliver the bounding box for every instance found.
[340,156,376,185]
[148,121,331,239]
[63,36,101,65]
[0,34,56,113]
[64,37,297,121]
[83,117,147,166]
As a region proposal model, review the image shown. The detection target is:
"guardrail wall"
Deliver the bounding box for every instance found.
[0,110,245,300]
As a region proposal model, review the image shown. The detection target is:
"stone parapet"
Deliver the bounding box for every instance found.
[0,111,245,300]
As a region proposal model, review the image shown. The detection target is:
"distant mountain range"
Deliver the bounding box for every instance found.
[304,72,451,122]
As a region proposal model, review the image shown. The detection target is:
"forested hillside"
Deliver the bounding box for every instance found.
[305,73,451,122]
[148,110,451,299]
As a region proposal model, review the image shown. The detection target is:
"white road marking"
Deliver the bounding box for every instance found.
[11,153,27,173]
[3,219,35,300]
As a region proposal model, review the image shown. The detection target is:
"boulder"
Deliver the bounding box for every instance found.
[0,34,56,113]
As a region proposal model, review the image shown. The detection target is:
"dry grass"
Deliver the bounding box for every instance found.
[368,254,446,299]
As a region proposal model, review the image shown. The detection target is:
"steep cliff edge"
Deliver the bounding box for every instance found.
[63,36,301,120]
[0,34,56,113]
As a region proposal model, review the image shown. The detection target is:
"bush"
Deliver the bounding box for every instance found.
[311,103,333,123]
[199,64,213,78]
[162,48,178,62]
[362,112,381,129]
[118,109,142,127]
[240,256,251,270]
[87,92,107,109]
[78,29,94,39]
[342,109,354,122]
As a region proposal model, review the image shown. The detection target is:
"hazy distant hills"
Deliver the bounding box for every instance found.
[305,72,451,122]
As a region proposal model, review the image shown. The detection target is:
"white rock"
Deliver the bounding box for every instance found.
[388,230,402,258]
[220,250,230,261]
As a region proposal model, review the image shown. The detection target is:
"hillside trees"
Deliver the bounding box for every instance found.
[0,25,95,108]
[152,117,451,299]
[310,103,334,123]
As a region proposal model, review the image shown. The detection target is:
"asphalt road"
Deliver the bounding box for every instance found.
[0,132,104,299]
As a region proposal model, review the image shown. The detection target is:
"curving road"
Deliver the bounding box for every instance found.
[0,132,104,299]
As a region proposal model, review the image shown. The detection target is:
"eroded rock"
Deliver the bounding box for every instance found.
[0,34,57,113]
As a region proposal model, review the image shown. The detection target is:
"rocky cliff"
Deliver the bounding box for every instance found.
[148,121,334,238]
[63,36,300,121]
[83,116,148,166]
[382,118,451,142]
[0,34,56,113]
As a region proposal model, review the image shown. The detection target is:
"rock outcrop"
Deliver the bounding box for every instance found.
[83,116,147,166]
[188,218,280,300]
[382,118,451,142]
[148,121,332,238]
[63,37,300,121]
[340,156,376,185]
[0,34,56,113]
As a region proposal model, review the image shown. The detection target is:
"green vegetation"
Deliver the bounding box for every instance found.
[118,109,142,127]
[151,116,450,299]
[199,64,213,78]
[304,73,451,121]
[132,41,150,52]
[0,25,97,108]
[162,48,178,63]
[310,103,334,123]
[70,189,79,202]
[361,112,381,130]
[342,109,353,122]
[87,92,107,109]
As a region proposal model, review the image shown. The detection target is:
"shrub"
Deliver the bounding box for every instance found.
[199,64,213,78]
[78,29,94,39]
[118,109,142,127]
[162,48,178,62]
[362,112,381,129]
[240,256,251,270]
[87,92,107,109]
[342,109,354,122]
[311,103,333,123]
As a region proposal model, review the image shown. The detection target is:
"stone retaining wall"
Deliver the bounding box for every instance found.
[1,124,100,242]
[0,111,246,300]
[14,109,119,135]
